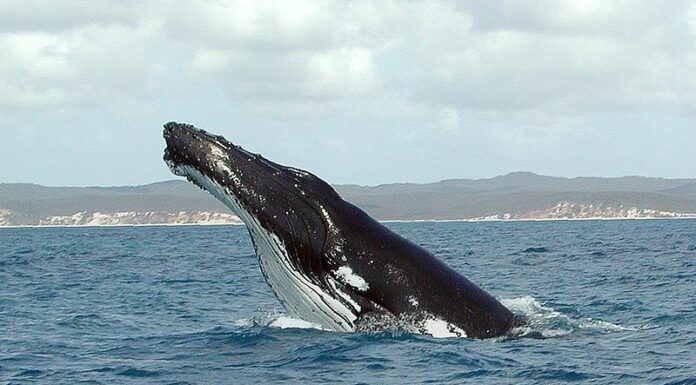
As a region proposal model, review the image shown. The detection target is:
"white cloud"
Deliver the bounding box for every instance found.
[0,0,143,32]
[306,47,380,96]
[1,0,696,185]
[162,0,340,49]
[438,106,461,134]
[4,0,693,115]
[0,18,167,108]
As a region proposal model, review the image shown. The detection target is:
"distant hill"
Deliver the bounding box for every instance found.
[2,172,696,226]
[333,172,696,220]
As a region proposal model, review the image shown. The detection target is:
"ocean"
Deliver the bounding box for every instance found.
[1,220,694,384]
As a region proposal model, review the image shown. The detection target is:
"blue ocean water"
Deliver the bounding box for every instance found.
[1,220,695,384]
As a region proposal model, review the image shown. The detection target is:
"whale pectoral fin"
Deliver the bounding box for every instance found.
[280,211,327,284]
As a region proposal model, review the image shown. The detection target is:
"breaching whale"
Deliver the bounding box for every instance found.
[163,122,518,338]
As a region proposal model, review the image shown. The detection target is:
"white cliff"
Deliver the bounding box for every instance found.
[0,209,242,227]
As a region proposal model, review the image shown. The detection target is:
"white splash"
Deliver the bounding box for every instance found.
[501,296,633,338]
[270,316,327,330]
[335,266,369,291]
[233,318,253,327]
[233,312,327,331]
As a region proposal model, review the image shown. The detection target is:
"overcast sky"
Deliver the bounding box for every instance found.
[1,1,695,187]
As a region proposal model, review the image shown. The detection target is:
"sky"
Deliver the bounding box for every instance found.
[1,0,696,187]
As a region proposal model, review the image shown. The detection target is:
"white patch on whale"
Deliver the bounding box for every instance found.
[334,266,369,291]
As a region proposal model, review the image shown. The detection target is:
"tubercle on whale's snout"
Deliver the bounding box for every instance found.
[162,122,211,169]
[164,121,204,136]
[163,121,234,150]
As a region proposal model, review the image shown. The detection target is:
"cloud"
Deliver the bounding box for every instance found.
[0,0,143,33]
[3,1,694,115]
[0,18,167,108]
[1,0,695,186]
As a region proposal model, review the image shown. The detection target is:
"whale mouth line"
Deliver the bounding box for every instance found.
[163,149,186,176]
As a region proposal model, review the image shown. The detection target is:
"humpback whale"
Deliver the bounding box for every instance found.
[163,122,518,338]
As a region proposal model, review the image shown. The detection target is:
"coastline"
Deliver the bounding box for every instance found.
[0,222,246,229]
[2,215,695,229]
[380,216,696,223]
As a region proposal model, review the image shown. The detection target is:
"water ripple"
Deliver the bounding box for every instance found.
[1,220,694,384]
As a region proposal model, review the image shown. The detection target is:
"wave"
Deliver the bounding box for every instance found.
[501,296,633,338]
[232,309,327,332]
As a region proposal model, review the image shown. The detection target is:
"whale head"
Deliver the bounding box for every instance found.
[163,121,340,225]
[163,122,372,331]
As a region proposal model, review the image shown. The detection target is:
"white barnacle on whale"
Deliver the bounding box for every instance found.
[335,266,369,291]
